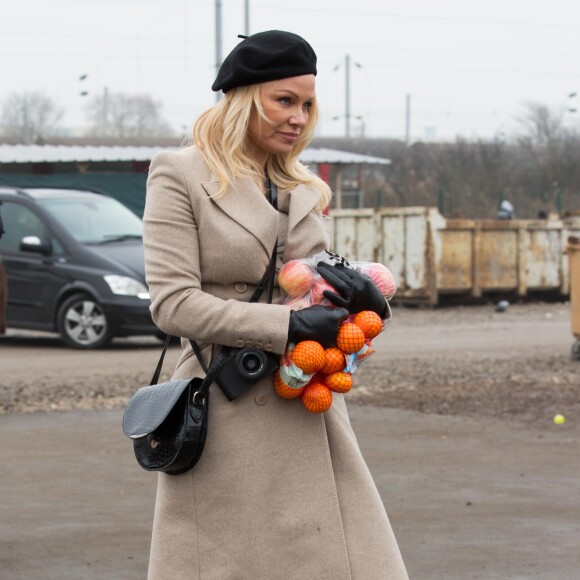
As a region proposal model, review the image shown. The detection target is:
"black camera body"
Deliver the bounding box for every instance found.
[215,347,279,401]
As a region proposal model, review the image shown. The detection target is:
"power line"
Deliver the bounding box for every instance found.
[253,5,580,31]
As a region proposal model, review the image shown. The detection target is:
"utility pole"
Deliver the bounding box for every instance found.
[334,54,362,138]
[102,86,109,133]
[215,0,222,103]
[405,93,411,146]
[244,0,250,36]
[345,54,351,138]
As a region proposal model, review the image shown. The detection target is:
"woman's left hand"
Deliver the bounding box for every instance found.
[316,262,387,318]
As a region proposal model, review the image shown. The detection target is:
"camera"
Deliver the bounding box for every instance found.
[215,347,279,401]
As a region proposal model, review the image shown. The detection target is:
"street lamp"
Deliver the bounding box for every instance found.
[79,74,89,97]
[568,92,577,113]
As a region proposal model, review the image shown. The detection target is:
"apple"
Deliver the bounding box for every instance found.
[362,263,397,299]
[278,260,315,298]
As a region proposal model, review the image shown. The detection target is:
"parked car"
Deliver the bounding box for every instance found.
[0,186,162,348]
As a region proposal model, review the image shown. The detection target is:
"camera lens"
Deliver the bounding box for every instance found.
[244,356,260,372]
[235,348,267,379]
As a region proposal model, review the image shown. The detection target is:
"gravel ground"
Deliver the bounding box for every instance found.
[351,303,579,426]
[351,352,578,424]
[1,302,578,428]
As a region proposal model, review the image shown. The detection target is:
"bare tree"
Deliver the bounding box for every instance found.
[516,102,566,145]
[315,113,580,219]
[86,91,174,138]
[0,91,64,143]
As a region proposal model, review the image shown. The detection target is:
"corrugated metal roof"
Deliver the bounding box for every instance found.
[0,144,164,164]
[301,147,390,165]
[0,144,390,165]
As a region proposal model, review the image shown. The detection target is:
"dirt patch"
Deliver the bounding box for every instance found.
[1,302,578,427]
[351,353,579,425]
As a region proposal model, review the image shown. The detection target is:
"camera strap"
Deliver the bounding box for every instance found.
[152,180,279,388]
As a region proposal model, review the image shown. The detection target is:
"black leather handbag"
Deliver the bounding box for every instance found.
[122,341,228,475]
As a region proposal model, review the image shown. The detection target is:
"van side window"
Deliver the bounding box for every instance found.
[0,202,46,251]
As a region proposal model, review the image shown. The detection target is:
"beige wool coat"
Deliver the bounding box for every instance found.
[143,147,408,580]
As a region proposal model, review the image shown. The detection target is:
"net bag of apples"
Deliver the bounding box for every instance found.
[274,251,396,413]
[279,250,396,311]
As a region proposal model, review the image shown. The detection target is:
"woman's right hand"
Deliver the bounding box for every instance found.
[288,305,349,347]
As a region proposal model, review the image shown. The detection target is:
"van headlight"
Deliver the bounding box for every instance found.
[104,275,150,299]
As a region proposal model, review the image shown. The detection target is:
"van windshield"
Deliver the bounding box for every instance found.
[38,196,143,244]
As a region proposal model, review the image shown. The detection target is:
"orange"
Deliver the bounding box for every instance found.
[301,382,333,413]
[311,372,327,384]
[325,371,353,393]
[336,322,365,354]
[321,347,346,375]
[353,310,383,339]
[291,340,326,374]
[273,370,304,399]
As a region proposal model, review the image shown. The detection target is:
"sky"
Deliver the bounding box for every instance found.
[2,0,580,142]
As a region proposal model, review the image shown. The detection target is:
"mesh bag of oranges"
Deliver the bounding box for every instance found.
[277,250,396,311]
[274,310,383,413]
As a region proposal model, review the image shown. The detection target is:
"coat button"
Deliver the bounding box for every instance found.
[255,393,267,406]
[264,344,274,352]
[245,340,254,347]
[254,341,263,348]
[235,339,245,347]
[235,282,247,293]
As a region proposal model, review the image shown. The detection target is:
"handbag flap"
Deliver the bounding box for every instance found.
[122,378,199,438]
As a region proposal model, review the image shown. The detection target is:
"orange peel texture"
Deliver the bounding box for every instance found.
[291,340,326,374]
[324,371,353,393]
[301,382,333,413]
[353,310,383,340]
[336,322,365,354]
[321,347,346,375]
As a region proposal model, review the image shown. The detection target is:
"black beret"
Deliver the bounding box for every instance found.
[212,30,317,93]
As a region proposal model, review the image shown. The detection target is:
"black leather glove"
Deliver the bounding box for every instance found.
[288,305,349,347]
[316,262,387,318]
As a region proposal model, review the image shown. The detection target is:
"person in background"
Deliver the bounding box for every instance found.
[142,30,408,580]
[496,199,515,220]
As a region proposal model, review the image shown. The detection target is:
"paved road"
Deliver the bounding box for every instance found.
[1,304,578,578]
[1,406,579,579]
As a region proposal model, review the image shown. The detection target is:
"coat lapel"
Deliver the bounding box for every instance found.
[283,183,323,261]
[286,183,321,233]
[201,175,279,257]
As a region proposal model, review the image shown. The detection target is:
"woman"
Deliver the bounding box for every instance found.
[143,30,408,579]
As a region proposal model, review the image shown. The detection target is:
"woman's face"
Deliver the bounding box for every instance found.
[247,74,316,166]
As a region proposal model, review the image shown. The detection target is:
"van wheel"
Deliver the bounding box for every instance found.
[57,293,112,349]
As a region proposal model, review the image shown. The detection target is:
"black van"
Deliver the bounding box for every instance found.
[0,186,160,348]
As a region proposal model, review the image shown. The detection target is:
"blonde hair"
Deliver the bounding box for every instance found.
[192,84,331,211]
